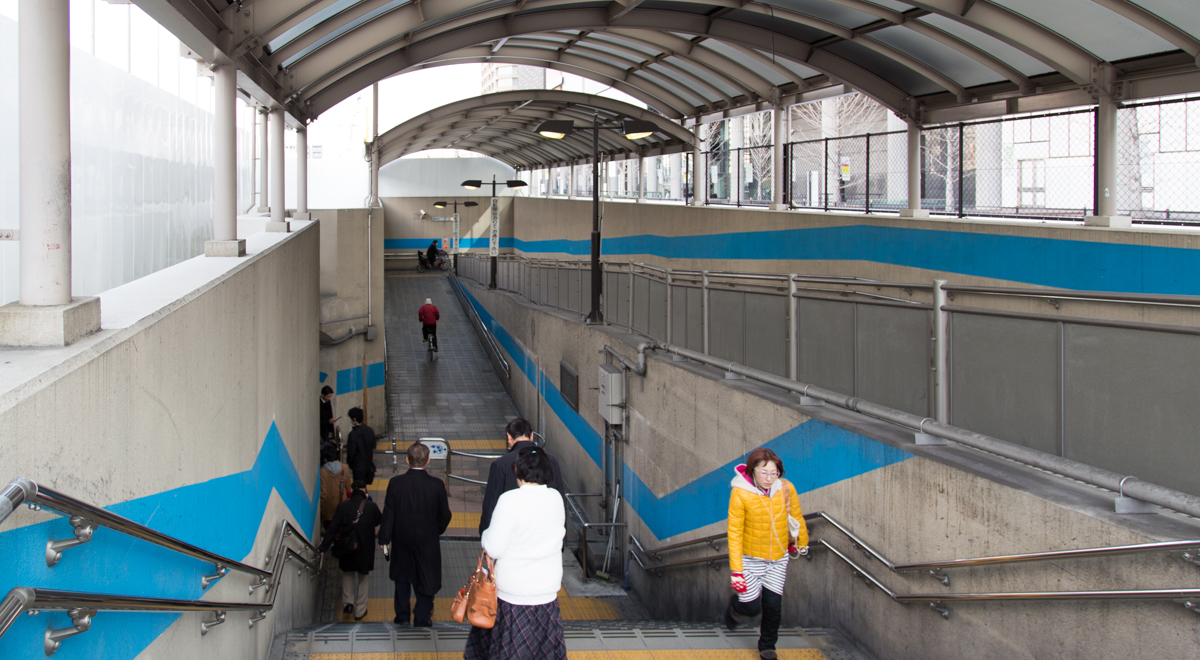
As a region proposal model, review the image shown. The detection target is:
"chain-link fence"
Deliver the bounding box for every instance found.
[1118,97,1200,224]
[785,131,907,212]
[703,146,774,206]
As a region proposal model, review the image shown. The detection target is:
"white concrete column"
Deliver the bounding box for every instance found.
[899,119,929,218]
[637,152,644,203]
[213,64,237,241]
[370,144,380,208]
[568,162,575,199]
[295,128,309,219]
[692,142,705,206]
[772,104,787,210]
[267,107,289,231]
[18,0,72,306]
[248,111,257,213]
[3,0,100,345]
[257,108,269,212]
[669,153,682,200]
[1086,65,1130,227]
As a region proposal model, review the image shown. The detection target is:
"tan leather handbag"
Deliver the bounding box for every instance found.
[452,550,498,628]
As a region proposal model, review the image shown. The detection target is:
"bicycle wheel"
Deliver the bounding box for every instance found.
[440,261,450,271]
[417,263,426,273]
[428,344,435,361]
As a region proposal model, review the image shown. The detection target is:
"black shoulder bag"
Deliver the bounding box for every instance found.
[332,499,367,558]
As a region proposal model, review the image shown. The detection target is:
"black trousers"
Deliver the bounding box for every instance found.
[394,581,435,625]
[730,589,783,651]
[422,324,438,349]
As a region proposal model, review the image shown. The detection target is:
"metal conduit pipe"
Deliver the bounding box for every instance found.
[655,342,1200,520]
[602,343,654,376]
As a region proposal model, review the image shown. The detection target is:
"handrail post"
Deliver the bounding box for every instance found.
[665,270,673,343]
[628,261,635,333]
[702,271,711,355]
[933,279,949,423]
[788,274,798,381]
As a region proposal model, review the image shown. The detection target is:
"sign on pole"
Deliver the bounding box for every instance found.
[489,197,500,257]
[452,213,460,253]
[419,438,448,460]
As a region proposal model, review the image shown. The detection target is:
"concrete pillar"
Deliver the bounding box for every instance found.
[772,104,787,210]
[1087,65,1130,227]
[203,64,245,257]
[899,119,929,218]
[637,152,644,203]
[692,142,705,206]
[370,144,380,208]
[267,107,289,231]
[248,111,256,213]
[568,162,575,199]
[294,128,309,220]
[257,108,269,212]
[669,152,682,200]
[1,0,100,345]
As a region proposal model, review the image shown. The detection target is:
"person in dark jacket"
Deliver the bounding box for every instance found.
[378,442,452,626]
[426,241,439,269]
[320,385,338,442]
[346,407,376,485]
[418,298,440,351]
[318,481,382,621]
[479,418,566,534]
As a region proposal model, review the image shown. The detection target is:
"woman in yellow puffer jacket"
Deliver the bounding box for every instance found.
[724,447,809,660]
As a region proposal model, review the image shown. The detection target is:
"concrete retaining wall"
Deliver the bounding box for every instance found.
[0,225,322,660]
[454,277,1200,660]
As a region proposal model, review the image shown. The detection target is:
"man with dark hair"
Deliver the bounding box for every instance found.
[320,385,338,442]
[378,442,452,627]
[479,418,567,534]
[346,407,376,485]
[426,241,439,269]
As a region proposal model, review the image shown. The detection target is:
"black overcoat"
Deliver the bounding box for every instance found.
[319,491,382,573]
[320,398,334,439]
[346,423,376,483]
[377,468,452,595]
[478,440,566,534]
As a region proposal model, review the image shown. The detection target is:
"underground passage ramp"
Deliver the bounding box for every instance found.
[281,273,867,660]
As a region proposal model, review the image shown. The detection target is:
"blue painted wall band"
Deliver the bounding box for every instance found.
[335,361,385,393]
[452,280,912,540]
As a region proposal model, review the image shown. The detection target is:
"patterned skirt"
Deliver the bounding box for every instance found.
[463,598,567,660]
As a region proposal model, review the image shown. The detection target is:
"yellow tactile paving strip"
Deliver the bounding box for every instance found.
[448,439,507,451]
[311,651,825,659]
[339,588,622,623]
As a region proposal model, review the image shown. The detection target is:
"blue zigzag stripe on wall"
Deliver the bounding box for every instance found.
[506,226,1200,295]
[336,361,385,393]
[453,281,913,540]
[0,422,318,660]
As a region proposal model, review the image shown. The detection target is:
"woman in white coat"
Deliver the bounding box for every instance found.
[464,446,567,660]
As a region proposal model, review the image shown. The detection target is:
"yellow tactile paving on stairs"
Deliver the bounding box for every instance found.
[447,511,481,529]
[448,439,508,451]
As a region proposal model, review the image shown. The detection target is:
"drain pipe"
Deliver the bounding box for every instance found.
[602,342,654,376]
[656,342,1200,520]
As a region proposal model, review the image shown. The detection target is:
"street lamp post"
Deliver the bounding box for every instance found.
[535,117,658,324]
[433,199,479,275]
[461,175,526,289]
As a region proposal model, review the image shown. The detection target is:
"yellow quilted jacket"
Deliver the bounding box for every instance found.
[727,465,808,572]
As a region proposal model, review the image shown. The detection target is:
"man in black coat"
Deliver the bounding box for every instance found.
[478,417,567,534]
[346,407,376,485]
[320,385,337,442]
[378,442,452,626]
[318,481,382,621]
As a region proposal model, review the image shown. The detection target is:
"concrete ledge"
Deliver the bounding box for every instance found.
[899,208,930,218]
[204,239,247,257]
[255,206,270,214]
[0,297,101,346]
[292,212,312,221]
[266,221,293,233]
[1085,215,1133,227]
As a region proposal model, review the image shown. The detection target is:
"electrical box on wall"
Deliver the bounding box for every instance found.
[598,364,624,425]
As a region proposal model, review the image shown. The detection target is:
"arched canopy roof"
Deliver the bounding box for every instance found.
[137,0,1200,126]
[376,89,697,169]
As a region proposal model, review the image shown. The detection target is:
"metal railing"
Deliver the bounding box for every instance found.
[626,511,1200,619]
[565,493,627,579]
[0,478,320,655]
[444,449,500,488]
[457,252,1200,517]
[450,274,510,379]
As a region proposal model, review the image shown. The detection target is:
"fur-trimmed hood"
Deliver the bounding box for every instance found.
[730,464,784,497]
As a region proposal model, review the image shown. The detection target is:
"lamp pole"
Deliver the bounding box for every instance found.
[484,176,501,290]
[590,115,602,323]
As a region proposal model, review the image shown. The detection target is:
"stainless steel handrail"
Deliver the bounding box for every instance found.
[942,283,1200,308]
[653,342,1200,520]
[0,478,289,581]
[450,275,510,379]
[443,449,502,489]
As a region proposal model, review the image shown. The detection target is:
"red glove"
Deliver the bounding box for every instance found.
[788,543,800,559]
[730,572,747,594]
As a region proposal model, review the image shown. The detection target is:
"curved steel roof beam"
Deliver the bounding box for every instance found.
[853,36,968,100]
[901,18,1033,92]
[598,28,768,99]
[295,7,910,118]
[570,33,737,104]
[383,123,680,166]
[1085,0,1200,60]
[902,0,1098,84]
[226,0,367,59]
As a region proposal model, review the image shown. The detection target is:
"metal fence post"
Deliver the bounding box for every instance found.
[933,279,949,422]
[864,133,871,214]
[628,261,635,333]
[788,274,798,381]
[736,148,742,207]
[823,138,830,212]
[702,270,711,355]
[665,270,673,343]
[957,123,965,218]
